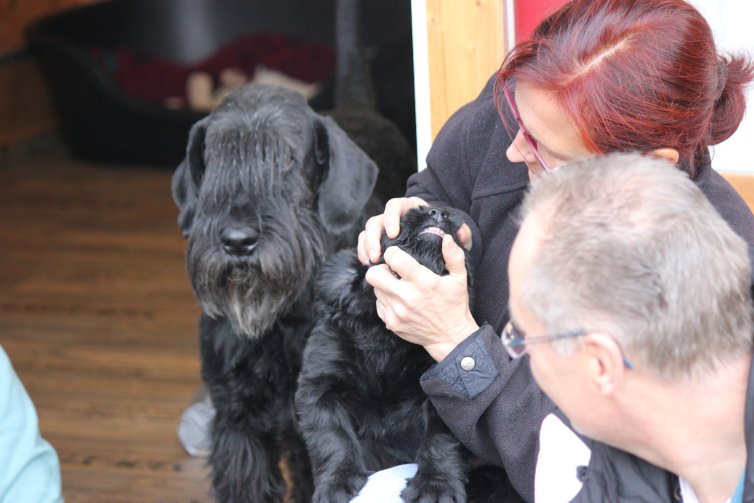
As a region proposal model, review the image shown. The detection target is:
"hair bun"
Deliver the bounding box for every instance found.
[709,56,754,146]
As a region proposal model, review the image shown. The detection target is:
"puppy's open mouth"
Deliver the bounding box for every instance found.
[419,226,446,238]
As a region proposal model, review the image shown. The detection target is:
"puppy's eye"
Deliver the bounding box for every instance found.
[283,154,295,171]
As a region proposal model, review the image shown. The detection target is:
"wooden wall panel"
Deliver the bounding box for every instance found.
[425,0,506,139]
[723,173,754,213]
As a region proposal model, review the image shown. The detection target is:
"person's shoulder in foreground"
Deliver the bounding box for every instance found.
[511,152,753,503]
[0,345,63,503]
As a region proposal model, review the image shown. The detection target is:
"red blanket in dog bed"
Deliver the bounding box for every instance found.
[90,33,335,109]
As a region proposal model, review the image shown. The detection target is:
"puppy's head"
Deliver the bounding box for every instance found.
[314,207,472,318]
[380,206,469,278]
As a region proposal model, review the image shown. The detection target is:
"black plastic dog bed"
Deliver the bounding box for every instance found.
[26,0,414,166]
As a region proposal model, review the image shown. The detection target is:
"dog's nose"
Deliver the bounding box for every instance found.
[221,226,258,256]
[428,208,449,223]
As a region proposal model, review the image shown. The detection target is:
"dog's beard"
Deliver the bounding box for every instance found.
[223,268,302,339]
[188,207,327,338]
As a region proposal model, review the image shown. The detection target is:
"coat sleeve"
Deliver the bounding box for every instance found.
[421,325,557,503]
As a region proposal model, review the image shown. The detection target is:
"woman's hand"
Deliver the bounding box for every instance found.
[365,234,480,362]
[357,197,428,265]
[357,197,474,265]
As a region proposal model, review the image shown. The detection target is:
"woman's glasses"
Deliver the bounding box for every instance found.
[502,83,552,173]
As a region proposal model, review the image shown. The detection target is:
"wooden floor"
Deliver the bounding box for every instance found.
[0,136,212,502]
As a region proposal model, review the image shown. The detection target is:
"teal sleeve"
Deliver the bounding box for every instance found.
[0,345,63,503]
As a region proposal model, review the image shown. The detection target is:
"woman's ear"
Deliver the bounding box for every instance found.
[582,333,629,396]
[649,148,680,164]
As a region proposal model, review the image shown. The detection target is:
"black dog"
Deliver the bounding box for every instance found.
[296,206,471,503]
[171,84,381,503]
[324,0,417,202]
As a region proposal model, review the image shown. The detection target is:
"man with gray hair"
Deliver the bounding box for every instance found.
[506,153,753,502]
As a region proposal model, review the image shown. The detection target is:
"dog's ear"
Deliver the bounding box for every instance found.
[171,117,209,237]
[313,115,378,234]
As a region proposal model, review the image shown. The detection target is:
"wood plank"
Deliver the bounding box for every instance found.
[0,139,213,502]
[425,0,506,139]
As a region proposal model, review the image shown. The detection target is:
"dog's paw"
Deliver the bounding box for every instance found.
[400,473,466,503]
[313,469,369,503]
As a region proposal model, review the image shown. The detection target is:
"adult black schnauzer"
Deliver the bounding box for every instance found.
[296,206,472,503]
[171,84,380,503]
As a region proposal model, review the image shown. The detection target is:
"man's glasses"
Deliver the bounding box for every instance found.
[502,83,552,173]
[501,321,634,369]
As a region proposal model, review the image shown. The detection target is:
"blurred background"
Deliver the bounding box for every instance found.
[0,1,752,501]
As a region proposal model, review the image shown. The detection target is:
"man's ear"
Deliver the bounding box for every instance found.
[582,333,629,395]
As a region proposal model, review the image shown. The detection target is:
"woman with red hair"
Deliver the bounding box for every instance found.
[357,0,754,501]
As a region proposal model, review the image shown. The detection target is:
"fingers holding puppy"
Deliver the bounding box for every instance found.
[366,240,479,362]
[357,197,428,265]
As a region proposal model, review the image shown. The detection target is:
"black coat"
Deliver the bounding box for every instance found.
[407,73,754,502]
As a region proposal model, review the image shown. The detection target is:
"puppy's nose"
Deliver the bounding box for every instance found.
[221,226,258,256]
[428,208,449,223]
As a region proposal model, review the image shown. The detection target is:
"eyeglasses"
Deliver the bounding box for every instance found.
[501,321,634,369]
[502,82,553,173]
[502,321,585,358]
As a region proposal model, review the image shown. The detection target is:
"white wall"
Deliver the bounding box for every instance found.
[681,0,754,173]
[410,0,432,171]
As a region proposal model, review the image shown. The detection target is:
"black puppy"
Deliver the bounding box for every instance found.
[296,206,470,503]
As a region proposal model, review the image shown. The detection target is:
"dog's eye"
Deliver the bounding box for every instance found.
[283,154,295,171]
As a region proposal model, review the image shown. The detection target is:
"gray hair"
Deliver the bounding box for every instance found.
[517,152,753,379]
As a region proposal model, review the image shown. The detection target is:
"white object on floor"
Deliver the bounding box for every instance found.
[350,463,418,502]
[177,397,215,458]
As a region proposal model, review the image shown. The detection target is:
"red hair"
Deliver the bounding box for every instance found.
[496,0,754,177]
